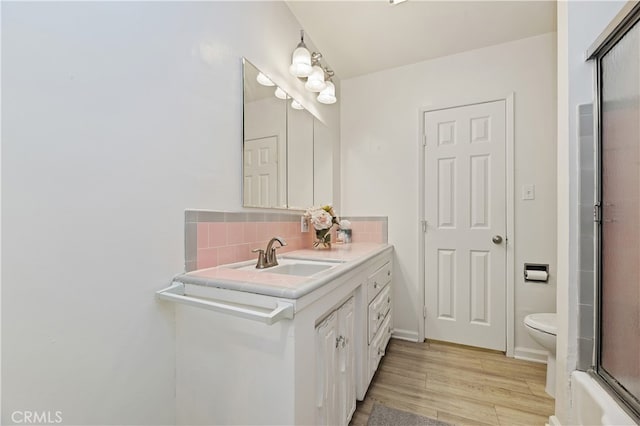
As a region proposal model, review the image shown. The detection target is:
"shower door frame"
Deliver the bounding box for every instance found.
[588,2,640,421]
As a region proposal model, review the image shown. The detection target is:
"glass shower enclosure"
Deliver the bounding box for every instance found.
[590,4,640,420]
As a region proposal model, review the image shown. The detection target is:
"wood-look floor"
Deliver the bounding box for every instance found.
[350,339,555,426]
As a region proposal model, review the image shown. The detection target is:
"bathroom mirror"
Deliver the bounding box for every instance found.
[286,101,314,209]
[242,58,333,209]
[313,119,334,206]
[243,59,288,208]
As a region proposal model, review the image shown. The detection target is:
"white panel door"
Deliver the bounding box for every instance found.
[243,136,278,207]
[424,100,506,351]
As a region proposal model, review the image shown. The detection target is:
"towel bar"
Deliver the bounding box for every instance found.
[156,282,294,325]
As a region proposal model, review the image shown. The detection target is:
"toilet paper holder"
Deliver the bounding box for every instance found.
[524,263,549,282]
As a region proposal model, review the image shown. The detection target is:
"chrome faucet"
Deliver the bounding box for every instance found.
[252,236,287,269]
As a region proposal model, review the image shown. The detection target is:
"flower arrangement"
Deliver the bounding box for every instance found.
[304,205,338,248]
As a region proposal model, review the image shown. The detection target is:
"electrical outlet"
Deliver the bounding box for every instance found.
[301,216,309,233]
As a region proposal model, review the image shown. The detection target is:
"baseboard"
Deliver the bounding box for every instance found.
[548,415,561,426]
[391,328,420,342]
[514,346,548,363]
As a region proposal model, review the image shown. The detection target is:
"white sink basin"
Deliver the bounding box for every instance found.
[229,259,339,277]
[266,263,333,276]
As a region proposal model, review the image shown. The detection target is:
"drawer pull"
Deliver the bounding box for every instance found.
[373,282,378,289]
[378,312,383,320]
[388,326,392,333]
[387,297,391,303]
[387,270,391,276]
[336,335,344,348]
[378,348,385,356]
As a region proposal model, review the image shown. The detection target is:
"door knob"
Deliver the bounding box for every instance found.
[492,235,503,244]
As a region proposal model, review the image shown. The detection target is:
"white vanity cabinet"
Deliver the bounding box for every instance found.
[315,297,355,426]
[165,245,393,425]
[357,254,393,397]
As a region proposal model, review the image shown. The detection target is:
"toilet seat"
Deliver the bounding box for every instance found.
[524,313,557,336]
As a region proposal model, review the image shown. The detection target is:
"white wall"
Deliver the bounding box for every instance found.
[555,1,626,424]
[340,33,557,354]
[1,2,339,424]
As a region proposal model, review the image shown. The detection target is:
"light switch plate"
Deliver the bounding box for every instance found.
[301,216,309,233]
[522,184,535,200]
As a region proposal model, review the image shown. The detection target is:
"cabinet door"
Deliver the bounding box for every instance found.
[338,297,355,425]
[316,312,338,426]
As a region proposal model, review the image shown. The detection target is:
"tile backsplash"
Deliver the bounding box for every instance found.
[184,211,388,272]
[341,216,388,244]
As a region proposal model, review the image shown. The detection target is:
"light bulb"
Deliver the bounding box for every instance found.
[256,72,274,87]
[289,45,312,77]
[274,87,288,100]
[317,81,337,104]
[305,65,327,92]
[291,99,304,110]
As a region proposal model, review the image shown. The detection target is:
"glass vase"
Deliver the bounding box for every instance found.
[314,229,332,249]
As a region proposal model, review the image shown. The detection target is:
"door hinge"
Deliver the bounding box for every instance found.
[423,306,427,318]
[594,202,601,223]
[421,220,428,233]
[422,134,427,147]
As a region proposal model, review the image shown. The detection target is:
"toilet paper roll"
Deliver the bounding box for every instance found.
[525,270,548,281]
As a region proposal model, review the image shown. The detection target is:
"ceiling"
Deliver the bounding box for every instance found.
[286,1,557,80]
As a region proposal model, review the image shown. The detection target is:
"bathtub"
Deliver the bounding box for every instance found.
[567,371,636,425]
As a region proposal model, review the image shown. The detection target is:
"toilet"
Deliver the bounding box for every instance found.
[524,313,557,397]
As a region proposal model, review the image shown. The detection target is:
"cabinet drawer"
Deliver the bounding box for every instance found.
[368,284,391,343]
[367,261,392,304]
[368,313,392,380]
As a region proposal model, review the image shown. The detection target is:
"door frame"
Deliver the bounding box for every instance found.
[417,93,515,357]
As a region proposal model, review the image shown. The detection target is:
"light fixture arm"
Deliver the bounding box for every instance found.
[296,29,308,49]
[311,52,323,65]
[323,68,335,80]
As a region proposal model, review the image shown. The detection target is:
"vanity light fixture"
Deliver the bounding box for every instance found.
[256,72,275,87]
[291,99,305,110]
[289,30,313,78]
[274,87,289,100]
[289,29,338,104]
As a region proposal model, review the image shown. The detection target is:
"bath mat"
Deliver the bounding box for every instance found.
[367,402,452,426]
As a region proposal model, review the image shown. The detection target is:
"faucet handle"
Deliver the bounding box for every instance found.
[267,246,282,266]
[251,248,266,269]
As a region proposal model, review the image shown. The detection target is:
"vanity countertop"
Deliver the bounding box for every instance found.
[173,243,393,299]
